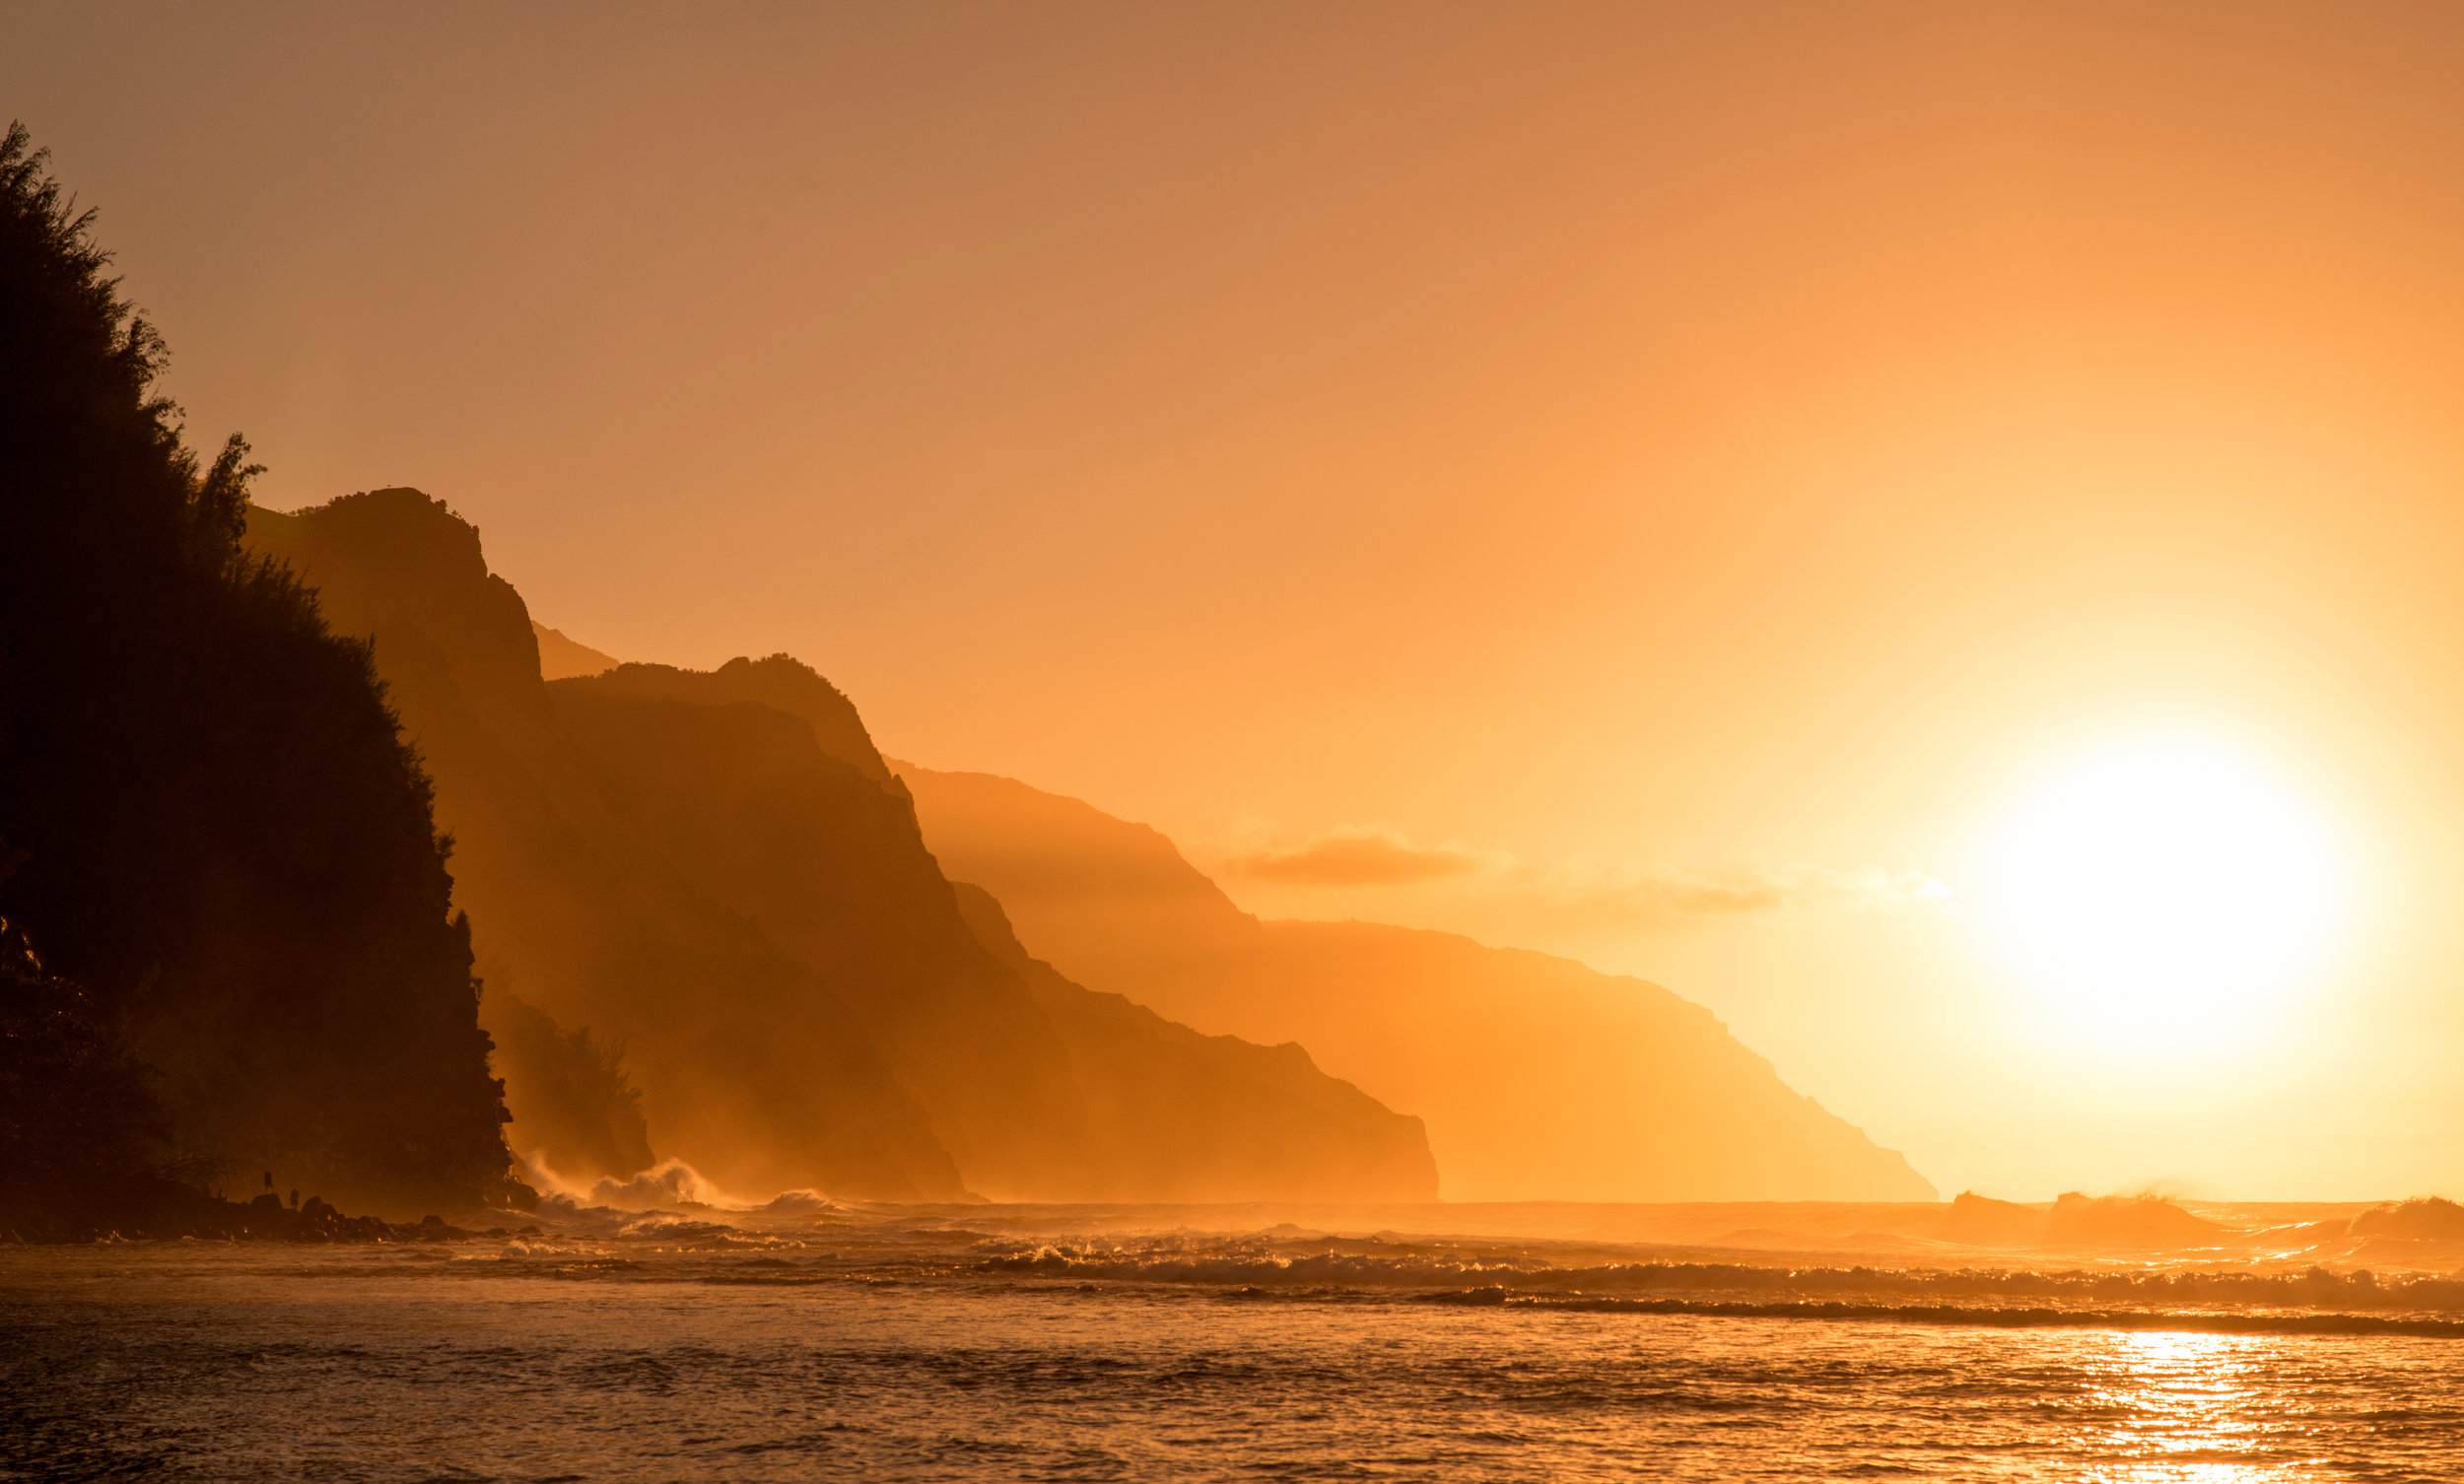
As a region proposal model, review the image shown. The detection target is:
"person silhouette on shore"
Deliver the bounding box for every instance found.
[289,1189,299,1208]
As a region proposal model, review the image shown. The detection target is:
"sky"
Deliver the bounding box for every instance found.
[11,1,2464,1199]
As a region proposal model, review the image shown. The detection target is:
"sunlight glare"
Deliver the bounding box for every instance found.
[1975,730,2354,1049]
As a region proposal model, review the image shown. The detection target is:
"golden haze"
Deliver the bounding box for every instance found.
[11,2,2464,1198]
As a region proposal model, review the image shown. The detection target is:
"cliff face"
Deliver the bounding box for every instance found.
[247,490,1439,1203]
[576,655,900,789]
[247,492,959,1200]
[895,763,1939,1204]
[531,623,617,680]
[544,667,1089,1197]
[0,127,512,1220]
[949,884,1437,1202]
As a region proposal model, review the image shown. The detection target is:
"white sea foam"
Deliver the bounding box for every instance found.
[520,1151,748,1211]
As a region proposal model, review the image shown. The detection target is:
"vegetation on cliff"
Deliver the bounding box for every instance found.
[0,123,516,1225]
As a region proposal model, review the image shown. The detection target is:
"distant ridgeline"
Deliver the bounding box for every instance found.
[0,125,516,1227]
[894,765,1939,1203]
[244,490,1439,1202]
[237,474,1926,1205]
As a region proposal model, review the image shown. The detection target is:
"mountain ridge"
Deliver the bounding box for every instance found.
[532,623,617,680]
[251,491,969,1200]
[246,489,1439,1203]
[892,761,1938,1204]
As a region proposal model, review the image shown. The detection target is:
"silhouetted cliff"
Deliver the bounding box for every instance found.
[950,884,1437,1201]
[578,655,901,789]
[0,124,514,1220]
[895,762,1939,1203]
[246,491,959,1200]
[545,664,1088,1194]
[248,493,1439,1202]
[531,622,617,680]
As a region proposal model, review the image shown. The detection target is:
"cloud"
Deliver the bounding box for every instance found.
[1526,858,1951,925]
[1212,820,1949,923]
[1223,823,1496,885]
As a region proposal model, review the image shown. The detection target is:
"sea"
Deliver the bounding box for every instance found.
[5,1201,2461,1483]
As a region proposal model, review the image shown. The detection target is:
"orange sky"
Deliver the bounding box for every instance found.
[14,1,2464,1198]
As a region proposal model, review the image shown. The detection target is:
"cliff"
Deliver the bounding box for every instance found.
[246,491,960,1200]
[950,883,1437,1201]
[246,491,1439,1202]
[532,622,617,680]
[894,762,1939,1203]
[544,664,1088,1195]
[575,654,900,789]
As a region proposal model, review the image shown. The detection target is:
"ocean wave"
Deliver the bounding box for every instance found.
[1418,1292,2464,1338]
[972,1239,2464,1315]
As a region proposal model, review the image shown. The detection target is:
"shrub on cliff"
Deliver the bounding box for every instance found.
[0,122,515,1216]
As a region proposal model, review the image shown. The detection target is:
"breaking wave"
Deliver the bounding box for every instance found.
[353,1203,2464,1341]
[971,1236,2464,1315]
[521,1153,746,1211]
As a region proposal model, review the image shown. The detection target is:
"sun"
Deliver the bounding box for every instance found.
[1973,729,2354,1048]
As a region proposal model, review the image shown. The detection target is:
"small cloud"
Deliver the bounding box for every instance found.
[1224,823,1494,886]
[1209,818,1950,924]
[1530,858,1951,924]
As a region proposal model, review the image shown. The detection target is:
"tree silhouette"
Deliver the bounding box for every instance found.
[0,122,516,1223]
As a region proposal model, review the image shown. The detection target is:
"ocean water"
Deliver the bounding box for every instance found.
[5,1209,2461,1483]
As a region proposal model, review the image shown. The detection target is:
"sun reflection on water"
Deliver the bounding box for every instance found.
[2076,1331,2318,1483]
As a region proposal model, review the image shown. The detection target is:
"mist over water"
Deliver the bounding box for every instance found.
[9,1203,2464,1482]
